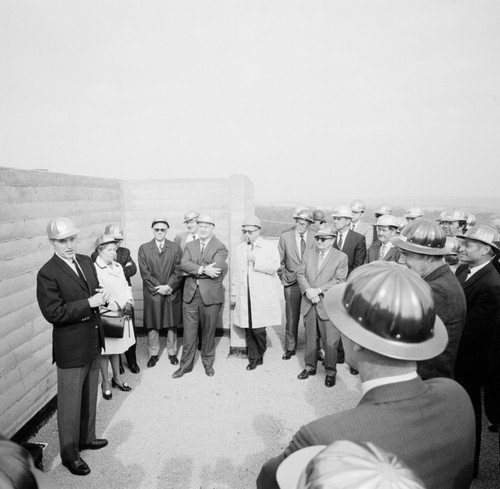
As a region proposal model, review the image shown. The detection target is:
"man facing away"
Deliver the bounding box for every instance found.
[257,261,475,489]
[36,217,109,476]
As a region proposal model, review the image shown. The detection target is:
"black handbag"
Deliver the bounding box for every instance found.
[100,302,128,338]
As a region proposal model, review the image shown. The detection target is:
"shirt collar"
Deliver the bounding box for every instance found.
[361,371,418,396]
[469,260,489,277]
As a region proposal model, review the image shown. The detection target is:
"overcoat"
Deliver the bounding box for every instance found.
[231,237,281,328]
[138,239,183,329]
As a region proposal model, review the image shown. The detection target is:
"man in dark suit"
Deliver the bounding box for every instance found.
[138,218,184,368]
[367,214,400,263]
[174,210,200,251]
[36,217,109,476]
[278,208,315,360]
[173,214,228,378]
[392,219,466,380]
[257,262,475,489]
[296,228,348,387]
[454,225,500,477]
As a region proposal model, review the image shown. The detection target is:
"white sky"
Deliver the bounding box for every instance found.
[1,1,499,205]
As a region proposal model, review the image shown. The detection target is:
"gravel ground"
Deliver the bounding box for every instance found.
[30,326,499,489]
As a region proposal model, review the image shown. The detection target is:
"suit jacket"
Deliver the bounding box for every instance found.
[333,229,366,275]
[367,241,400,263]
[297,247,348,319]
[36,253,105,368]
[138,239,183,329]
[257,377,475,489]
[417,264,466,380]
[181,237,228,305]
[277,229,315,286]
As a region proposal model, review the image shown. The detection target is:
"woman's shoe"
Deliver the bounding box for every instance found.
[101,385,112,400]
[111,378,132,392]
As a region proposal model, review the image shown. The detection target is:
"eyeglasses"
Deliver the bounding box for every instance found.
[153,228,167,232]
[315,237,332,242]
[242,229,257,234]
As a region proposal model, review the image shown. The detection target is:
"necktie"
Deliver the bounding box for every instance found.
[337,233,343,250]
[200,242,206,257]
[300,234,306,259]
[459,267,471,285]
[72,259,90,293]
[379,244,387,260]
[158,242,163,253]
[318,251,326,271]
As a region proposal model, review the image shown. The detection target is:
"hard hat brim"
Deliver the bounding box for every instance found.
[293,215,315,223]
[456,234,500,251]
[50,228,80,240]
[391,236,451,256]
[276,446,326,489]
[324,283,448,361]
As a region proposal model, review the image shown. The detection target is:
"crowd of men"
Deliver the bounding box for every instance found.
[32,200,500,488]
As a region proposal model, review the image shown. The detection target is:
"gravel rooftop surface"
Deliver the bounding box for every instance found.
[31,327,499,489]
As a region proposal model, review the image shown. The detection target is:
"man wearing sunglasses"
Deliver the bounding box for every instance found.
[138,218,183,369]
[296,228,348,387]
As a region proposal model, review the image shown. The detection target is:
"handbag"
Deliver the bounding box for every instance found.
[100,301,128,338]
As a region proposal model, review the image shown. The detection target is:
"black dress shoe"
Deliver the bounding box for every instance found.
[79,439,108,451]
[205,366,215,377]
[349,367,359,375]
[119,365,125,374]
[101,385,112,400]
[172,368,186,379]
[246,358,263,370]
[325,374,336,387]
[297,368,316,379]
[112,378,132,392]
[147,355,158,368]
[337,353,345,364]
[168,354,179,365]
[282,350,296,360]
[488,424,499,433]
[317,351,324,362]
[129,363,140,374]
[62,458,90,476]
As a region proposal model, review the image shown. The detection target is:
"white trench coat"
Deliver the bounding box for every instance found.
[231,237,282,328]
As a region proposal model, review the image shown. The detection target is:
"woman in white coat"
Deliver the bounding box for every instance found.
[230,217,282,370]
[94,235,136,400]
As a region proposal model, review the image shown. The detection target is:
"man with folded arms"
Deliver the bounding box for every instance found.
[36,217,109,476]
[257,261,475,489]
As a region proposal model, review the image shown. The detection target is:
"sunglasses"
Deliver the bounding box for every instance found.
[315,236,332,242]
[242,229,257,234]
[153,228,167,232]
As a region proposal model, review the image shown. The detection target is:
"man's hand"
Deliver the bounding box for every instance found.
[124,302,133,316]
[203,263,222,278]
[311,296,321,304]
[155,285,173,296]
[305,288,319,300]
[89,288,110,308]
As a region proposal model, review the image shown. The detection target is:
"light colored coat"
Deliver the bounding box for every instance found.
[231,237,282,328]
[94,256,134,309]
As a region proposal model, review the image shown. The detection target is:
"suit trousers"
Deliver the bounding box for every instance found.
[304,307,340,375]
[57,355,100,462]
[180,288,221,371]
[283,282,301,351]
[148,328,177,356]
[246,327,267,360]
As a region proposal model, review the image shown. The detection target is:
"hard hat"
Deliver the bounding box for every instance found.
[445,237,461,255]
[376,214,399,228]
[293,207,314,223]
[324,261,448,361]
[312,209,327,222]
[391,219,450,255]
[315,228,336,239]
[183,210,200,223]
[104,223,124,240]
[277,440,425,489]
[374,204,392,216]
[395,216,408,231]
[466,212,476,227]
[151,217,169,228]
[404,206,424,219]
[457,225,500,251]
[437,208,466,222]
[197,214,216,226]
[350,199,366,213]
[241,216,262,229]
[95,234,117,251]
[46,217,80,240]
[331,206,354,220]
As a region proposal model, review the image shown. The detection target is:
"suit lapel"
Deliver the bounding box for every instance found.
[53,254,89,294]
[384,247,397,262]
[462,263,492,291]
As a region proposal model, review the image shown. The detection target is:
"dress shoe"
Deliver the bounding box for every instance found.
[111,378,132,392]
[129,363,140,374]
[168,354,179,365]
[337,352,345,364]
[147,355,158,368]
[349,367,359,375]
[325,374,336,387]
[79,439,108,451]
[205,366,215,377]
[297,368,316,380]
[101,385,112,400]
[282,350,296,360]
[62,458,90,476]
[488,423,499,433]
[317,351,324,362]
[246,358,263,371]
[172,368,186,379]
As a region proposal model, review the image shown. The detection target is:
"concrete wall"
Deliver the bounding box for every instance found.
[0,168,253,438]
